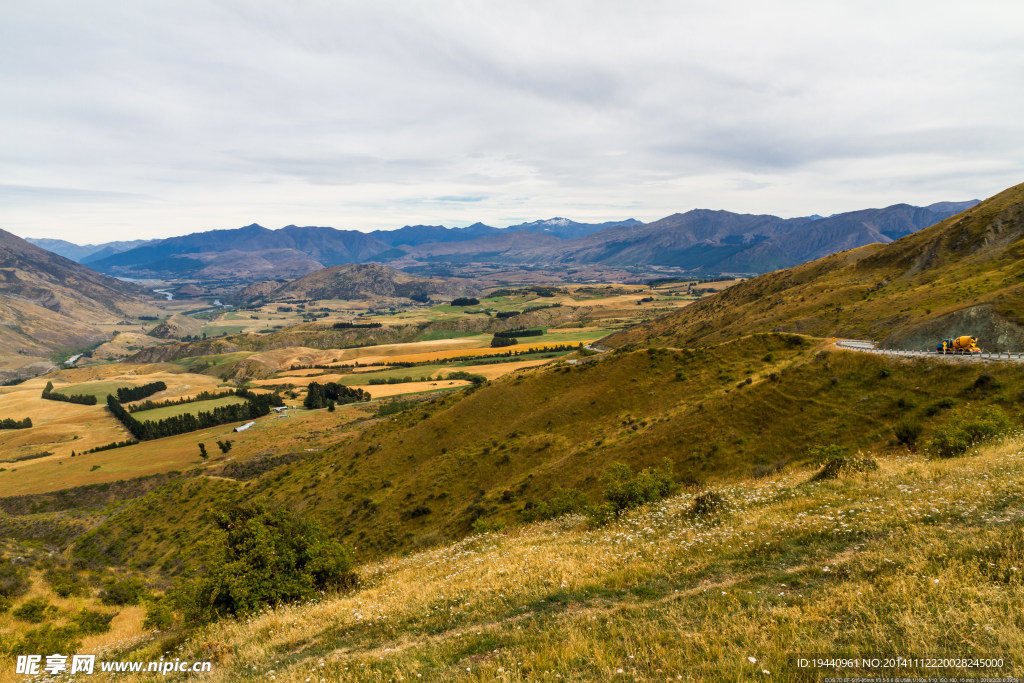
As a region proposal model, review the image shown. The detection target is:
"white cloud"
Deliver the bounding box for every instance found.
[1,0,1022,241]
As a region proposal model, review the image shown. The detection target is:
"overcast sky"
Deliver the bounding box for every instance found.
[2,1,1022,243]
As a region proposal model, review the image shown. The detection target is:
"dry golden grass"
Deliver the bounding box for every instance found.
[123,434,1024,681]
[0,371,226,465]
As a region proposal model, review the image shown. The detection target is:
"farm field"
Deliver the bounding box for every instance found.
[0,402,373,497]
[131,396,247,422]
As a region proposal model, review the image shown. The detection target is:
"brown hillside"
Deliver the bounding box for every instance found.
[0,229,157,376]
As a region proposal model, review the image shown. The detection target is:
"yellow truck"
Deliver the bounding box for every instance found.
[936,336,981,354]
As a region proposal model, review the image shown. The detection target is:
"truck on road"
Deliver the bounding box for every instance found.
[937,336,981,354]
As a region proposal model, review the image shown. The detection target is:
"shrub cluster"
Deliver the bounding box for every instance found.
[813,455,879,481]
[304,382,369,409]
[928,406,1011,458]
[601,462,676,518]
[0,417,31,430]
[99,577,148,606]
[0,558,29,609]
[171,504,357,624]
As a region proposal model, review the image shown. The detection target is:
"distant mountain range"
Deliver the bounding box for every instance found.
[26,238,157,264]
[25,202,978,280]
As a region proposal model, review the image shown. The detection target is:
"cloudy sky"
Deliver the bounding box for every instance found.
[2,1,1022,242]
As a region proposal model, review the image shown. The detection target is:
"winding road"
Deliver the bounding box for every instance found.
[834,339,1024,363]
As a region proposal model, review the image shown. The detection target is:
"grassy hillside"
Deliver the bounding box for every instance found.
[607,182,1024,351]
[120,433,1024,681]
[71,334,1024,574]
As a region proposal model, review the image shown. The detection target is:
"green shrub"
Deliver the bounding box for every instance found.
[0,559,29,601]
[72,608,115,635]
[520,488,589,522]
[894,420,923,447]
[470,518,506,534]
[99,577,148,606]
[143,600,174,630]
[601,462,676,518]
[928,406,1012,458]
[44,568,89,598]
[924,397,955,417]
[813,456,879,481]
[171,504,357,624]
[806,443,847,465]
[10,624,81,655]
[12,597,57,623]
[690,491,728,516]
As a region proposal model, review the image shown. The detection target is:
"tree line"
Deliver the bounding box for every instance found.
[332,321,382,329]
[107,389,283,441]
[42,381,97,405]
[494,328,544,338]
[0,417,32,430]
[116,381,167,403]
[81,439,139,454]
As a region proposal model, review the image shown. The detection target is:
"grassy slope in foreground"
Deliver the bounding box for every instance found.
[72,335,1024,571]
[130,434,1024,681]
[606,181,1024,350]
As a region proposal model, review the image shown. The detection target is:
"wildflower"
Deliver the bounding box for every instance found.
[748,657,757,664]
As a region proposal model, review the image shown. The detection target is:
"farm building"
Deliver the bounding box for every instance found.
[234,421,256,432]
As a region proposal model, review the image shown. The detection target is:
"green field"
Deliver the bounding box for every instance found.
[200,323,249,336]
[133,396,247,421]
[170,351,253,370]
[57,380,136,400]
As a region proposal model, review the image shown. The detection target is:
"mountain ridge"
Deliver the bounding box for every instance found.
[603,182,1023,350]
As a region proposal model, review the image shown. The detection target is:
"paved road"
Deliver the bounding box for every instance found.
[834,339,1024,363]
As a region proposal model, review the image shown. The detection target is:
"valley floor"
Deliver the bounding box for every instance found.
[111,435,1024,681]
